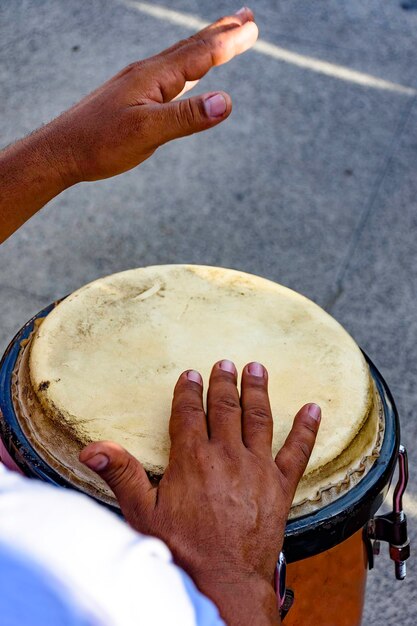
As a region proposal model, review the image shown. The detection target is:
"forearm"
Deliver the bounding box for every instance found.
[0,122,77,243]
[199,578,281,626]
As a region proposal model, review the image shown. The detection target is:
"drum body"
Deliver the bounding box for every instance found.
[286,530,367,626]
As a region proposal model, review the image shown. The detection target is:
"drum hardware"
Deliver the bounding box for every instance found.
[364,445,410,580]
[275,551,294,620]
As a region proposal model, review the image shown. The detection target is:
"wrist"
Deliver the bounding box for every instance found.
[39,117,83,188]
[196,576,280,626]
[3,122,79,192]
[0,122,78,242]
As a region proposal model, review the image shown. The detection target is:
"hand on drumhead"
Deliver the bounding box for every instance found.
[80,360,320,626]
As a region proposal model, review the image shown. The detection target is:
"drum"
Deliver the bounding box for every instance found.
[0,265,410,625]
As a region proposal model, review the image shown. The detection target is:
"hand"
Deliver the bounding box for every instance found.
[48,8,258,184]
[80,360,321,626]
[0,9,258,242]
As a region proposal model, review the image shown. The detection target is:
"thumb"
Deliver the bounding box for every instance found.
[79,441,156,528]
[149,91,232,145]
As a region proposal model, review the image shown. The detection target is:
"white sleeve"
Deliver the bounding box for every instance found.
[0,464,224,626]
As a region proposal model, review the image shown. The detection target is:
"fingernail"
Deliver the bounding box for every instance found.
[204,93,227,118]
[308,403,321,422]
[219,359,237,375]
[84,453,109,472]
[235,7,247,16]
[247,362,265,377]
[187,370,203,385]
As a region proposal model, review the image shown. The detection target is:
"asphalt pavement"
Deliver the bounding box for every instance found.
[1,1,416,623]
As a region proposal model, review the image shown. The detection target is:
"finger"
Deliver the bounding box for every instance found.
[274,403,321,500]
[241,362,273,456]
[150,18,258,102]
[157,9,256,60]
[169,370,207,456]
[79,441,156,525]
[145,91,232,146]
[207,360,242,442]
[170,19,258,74]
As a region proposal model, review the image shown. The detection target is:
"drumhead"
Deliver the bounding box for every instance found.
[0,310,399,560]
[12,266,380,512]
[0,265,398,559]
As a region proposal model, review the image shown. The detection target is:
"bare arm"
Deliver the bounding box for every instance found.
[0,8,258,243]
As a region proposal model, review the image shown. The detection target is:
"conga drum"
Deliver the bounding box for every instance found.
[0,265,410,625]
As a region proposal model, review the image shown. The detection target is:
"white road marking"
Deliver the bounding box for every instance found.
[123,1,416,96]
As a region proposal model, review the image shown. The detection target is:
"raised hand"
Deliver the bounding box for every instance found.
[0,8,258,242]
[55,7,258,182]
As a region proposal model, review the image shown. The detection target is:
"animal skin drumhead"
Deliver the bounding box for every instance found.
[16,265,381,512]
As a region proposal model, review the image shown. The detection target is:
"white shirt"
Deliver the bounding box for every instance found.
[0,464,224,626]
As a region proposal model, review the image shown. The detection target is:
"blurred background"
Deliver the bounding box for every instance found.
[0,1,416,622]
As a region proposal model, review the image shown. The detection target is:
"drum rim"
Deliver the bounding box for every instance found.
[0,303,400,561]
[0,302,73,488]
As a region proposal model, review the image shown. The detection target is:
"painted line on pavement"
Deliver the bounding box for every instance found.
[123,1,416,96]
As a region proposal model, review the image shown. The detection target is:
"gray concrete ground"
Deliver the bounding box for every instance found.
[1,1,416,623]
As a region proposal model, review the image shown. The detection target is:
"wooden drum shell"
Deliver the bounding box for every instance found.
[285,530,367,626]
